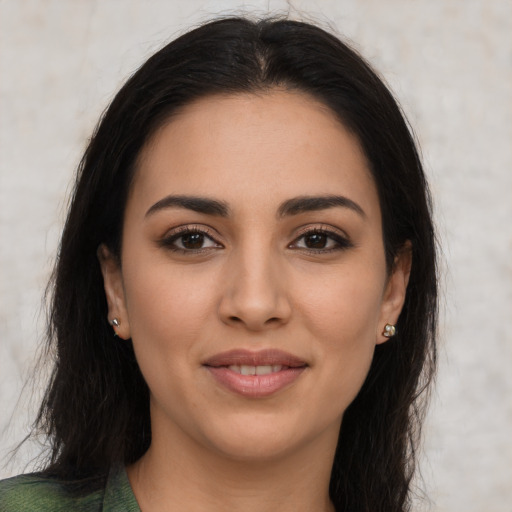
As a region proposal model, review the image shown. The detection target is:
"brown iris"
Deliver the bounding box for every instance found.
[304,233,329,249]
[181,232,205,249]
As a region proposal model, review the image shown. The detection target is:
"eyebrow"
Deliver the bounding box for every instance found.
[277,195,366,218]
[145,195,230,218]
[145,194,365,219]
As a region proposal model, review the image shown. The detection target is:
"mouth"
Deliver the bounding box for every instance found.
[202,349,308,398]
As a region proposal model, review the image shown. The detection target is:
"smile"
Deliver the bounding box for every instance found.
[203,349,308,398]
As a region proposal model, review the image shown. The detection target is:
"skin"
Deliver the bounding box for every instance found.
[99,90,411,512]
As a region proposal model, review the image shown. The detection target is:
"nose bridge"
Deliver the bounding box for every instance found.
[218,233,291,330]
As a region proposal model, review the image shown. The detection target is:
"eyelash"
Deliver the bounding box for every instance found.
[159,225,221,254]
[289,226,353,253]
[159,225,353,255]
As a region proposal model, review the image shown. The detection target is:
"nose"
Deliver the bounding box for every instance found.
[218,247,292,331]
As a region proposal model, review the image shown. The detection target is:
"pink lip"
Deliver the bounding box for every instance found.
[203,349,308,398]
[203,349,307,368]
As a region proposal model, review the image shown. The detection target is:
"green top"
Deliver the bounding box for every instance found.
[0,465,141,511]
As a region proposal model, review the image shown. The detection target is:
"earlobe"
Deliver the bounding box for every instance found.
[97,244,131,339]
[377,242,412,344]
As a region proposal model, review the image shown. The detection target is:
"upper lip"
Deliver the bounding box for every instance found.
[203,349,307,368]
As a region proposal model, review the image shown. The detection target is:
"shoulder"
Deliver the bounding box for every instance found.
[0,472,105,512]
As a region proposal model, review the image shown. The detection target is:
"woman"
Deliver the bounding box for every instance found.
[0,16,437,512]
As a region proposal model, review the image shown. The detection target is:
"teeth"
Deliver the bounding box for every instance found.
[256,365,273,375]
[228,365,283,375]
[240,365,255,375]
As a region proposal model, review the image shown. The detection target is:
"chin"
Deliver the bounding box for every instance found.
[198,411,339,464]
[209,434,303,463]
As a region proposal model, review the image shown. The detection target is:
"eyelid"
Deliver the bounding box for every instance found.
[292,223,349,240]
[163,223,220,238]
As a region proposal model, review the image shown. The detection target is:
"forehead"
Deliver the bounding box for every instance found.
[129,90,380,219]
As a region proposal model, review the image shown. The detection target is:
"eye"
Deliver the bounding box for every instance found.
[290,227,352,253]
[160,226,222,253]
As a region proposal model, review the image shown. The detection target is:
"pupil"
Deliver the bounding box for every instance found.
[182,233,204,249]
[305,233,327,248]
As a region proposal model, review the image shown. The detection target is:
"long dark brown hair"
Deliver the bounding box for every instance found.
[34,17,437,511]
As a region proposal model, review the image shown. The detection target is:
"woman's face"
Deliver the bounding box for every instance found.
[100,90,409,462]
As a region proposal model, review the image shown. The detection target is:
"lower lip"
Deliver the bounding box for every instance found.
[205,366,306,398]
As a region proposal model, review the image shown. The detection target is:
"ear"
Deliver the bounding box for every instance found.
[377,242,412,344]
[97,244,131,340]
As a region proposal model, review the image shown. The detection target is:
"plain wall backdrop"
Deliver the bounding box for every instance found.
[1,1,511,511]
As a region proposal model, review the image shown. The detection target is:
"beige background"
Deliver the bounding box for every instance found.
[1,1,511,510]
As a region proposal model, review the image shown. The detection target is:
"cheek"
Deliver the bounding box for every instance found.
[295,264,385,404]
[297,263,385,345]
[121,262,219,415]
[124,260,216,336]
[121,261,220,393]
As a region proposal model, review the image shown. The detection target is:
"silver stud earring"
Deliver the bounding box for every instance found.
[383,323,396,338]
[111,318,120,337]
